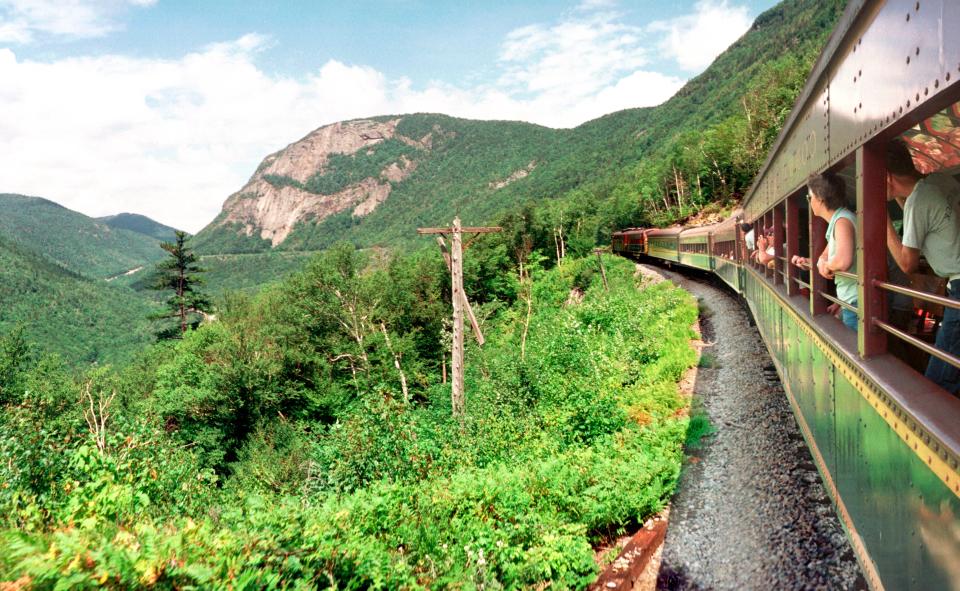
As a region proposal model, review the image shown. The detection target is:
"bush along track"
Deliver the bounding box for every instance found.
[0,255,698,589]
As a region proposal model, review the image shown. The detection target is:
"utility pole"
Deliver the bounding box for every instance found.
[418,217,501,416]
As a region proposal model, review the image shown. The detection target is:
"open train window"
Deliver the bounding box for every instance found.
[868,103,960,392]
[778,163,859,338]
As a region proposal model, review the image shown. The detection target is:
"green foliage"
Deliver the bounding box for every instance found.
[149,231,212,339]
[96,213,180,243]
[0,252,698,589]
[0,236,156,367]
[0,194,168,280]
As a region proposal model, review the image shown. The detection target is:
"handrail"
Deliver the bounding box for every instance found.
[820,292,858,313]
[874,319,960,371]
[793,277,811,289]
[873,279,960,311]
[834,270,857,281]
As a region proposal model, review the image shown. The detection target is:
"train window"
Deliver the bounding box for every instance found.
[867,110,960,394]
[783,165,859,336]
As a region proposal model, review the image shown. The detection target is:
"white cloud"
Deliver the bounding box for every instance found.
[651,0,753,71]
[0,3,694,233]
[0,0,153,43]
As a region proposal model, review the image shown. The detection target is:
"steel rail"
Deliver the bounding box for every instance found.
[873,280,960,312]
[820,292,858,314]
[873,319,960,371]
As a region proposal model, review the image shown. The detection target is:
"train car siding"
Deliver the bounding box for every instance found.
[742,265,960,590]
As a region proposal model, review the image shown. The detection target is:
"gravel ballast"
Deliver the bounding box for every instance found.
[637,263,866,591]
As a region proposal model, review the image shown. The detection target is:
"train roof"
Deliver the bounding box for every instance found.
[742,0,960,215]
[644,226,683,237]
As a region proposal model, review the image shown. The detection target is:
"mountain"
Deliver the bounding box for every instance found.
[193,0,843,256]
[0,234,155,366]
[0,194,167,279]
[192,116,564,253]
[97,212,180,243]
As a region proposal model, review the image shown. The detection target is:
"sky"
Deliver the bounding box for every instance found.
[0,0,779,233]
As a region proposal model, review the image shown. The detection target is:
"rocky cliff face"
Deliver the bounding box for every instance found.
[211,118,427,247]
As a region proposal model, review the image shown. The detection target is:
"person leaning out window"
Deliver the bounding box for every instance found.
[791,173,858,332]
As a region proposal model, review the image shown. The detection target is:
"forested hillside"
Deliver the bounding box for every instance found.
[193,0,843,260]
[0,195,167,279]
[97,213,180,243]
[0,236,155,365]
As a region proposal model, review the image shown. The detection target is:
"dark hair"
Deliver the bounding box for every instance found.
[807,172,847,211]
[738,222,753,233]
[886,137,922,178]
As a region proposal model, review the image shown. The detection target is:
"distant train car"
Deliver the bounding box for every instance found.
[677,225,712,272]
[644,227,681,263]
[708,214,741,292]
[612,227,647,257]
[615,2,960,589]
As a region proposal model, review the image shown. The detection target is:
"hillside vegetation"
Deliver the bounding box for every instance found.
[0,251,698,588]
[0,195,167,279]
[97,213,180,243]
[0,236,156,365]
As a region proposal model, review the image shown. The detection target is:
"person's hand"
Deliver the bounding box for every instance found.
[791,255,810,269]
[757,235,768,250]
[827,302,841,317]
[817,258,834,279]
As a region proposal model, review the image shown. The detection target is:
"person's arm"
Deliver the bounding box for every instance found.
[825,217,855,273]
[887,218,921,273]
[816,245,834,279]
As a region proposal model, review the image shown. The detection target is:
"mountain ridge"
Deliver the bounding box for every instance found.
[0,194,168,279]
[192,0,843,255]
[97,212,181,243]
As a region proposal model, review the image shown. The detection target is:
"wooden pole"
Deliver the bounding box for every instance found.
[450,217,465,416]
[418,220,501,416]
[594,249,609,291]
[436,236,485,346]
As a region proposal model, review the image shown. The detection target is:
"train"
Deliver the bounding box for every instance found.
[613,2,960,590]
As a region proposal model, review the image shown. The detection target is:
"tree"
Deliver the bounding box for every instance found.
[151,231,212,339]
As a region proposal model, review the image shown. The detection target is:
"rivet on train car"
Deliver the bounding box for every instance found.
[915,93,920,102]
[924,87,928,96]
[946,72,951,81]
[907,56,911,65]
[915,1,919,10]
[915,47,920,56]
[907,100,911,108]
[905,12,910,21]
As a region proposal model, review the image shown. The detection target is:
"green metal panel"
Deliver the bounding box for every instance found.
[746,268,960,591]
[832,374,960,590]
[679,252,712,271]
[809,345,836,478]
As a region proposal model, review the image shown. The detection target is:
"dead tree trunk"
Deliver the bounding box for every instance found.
[380,322,409,403]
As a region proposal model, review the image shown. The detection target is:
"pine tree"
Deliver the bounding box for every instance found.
[151,231,212,339]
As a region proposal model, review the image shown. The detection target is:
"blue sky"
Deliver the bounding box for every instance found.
[0,0,779,232]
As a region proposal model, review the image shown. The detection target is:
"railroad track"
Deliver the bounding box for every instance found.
[643,262,865,590]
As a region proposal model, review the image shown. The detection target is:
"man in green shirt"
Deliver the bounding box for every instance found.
[886,138,960,395]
